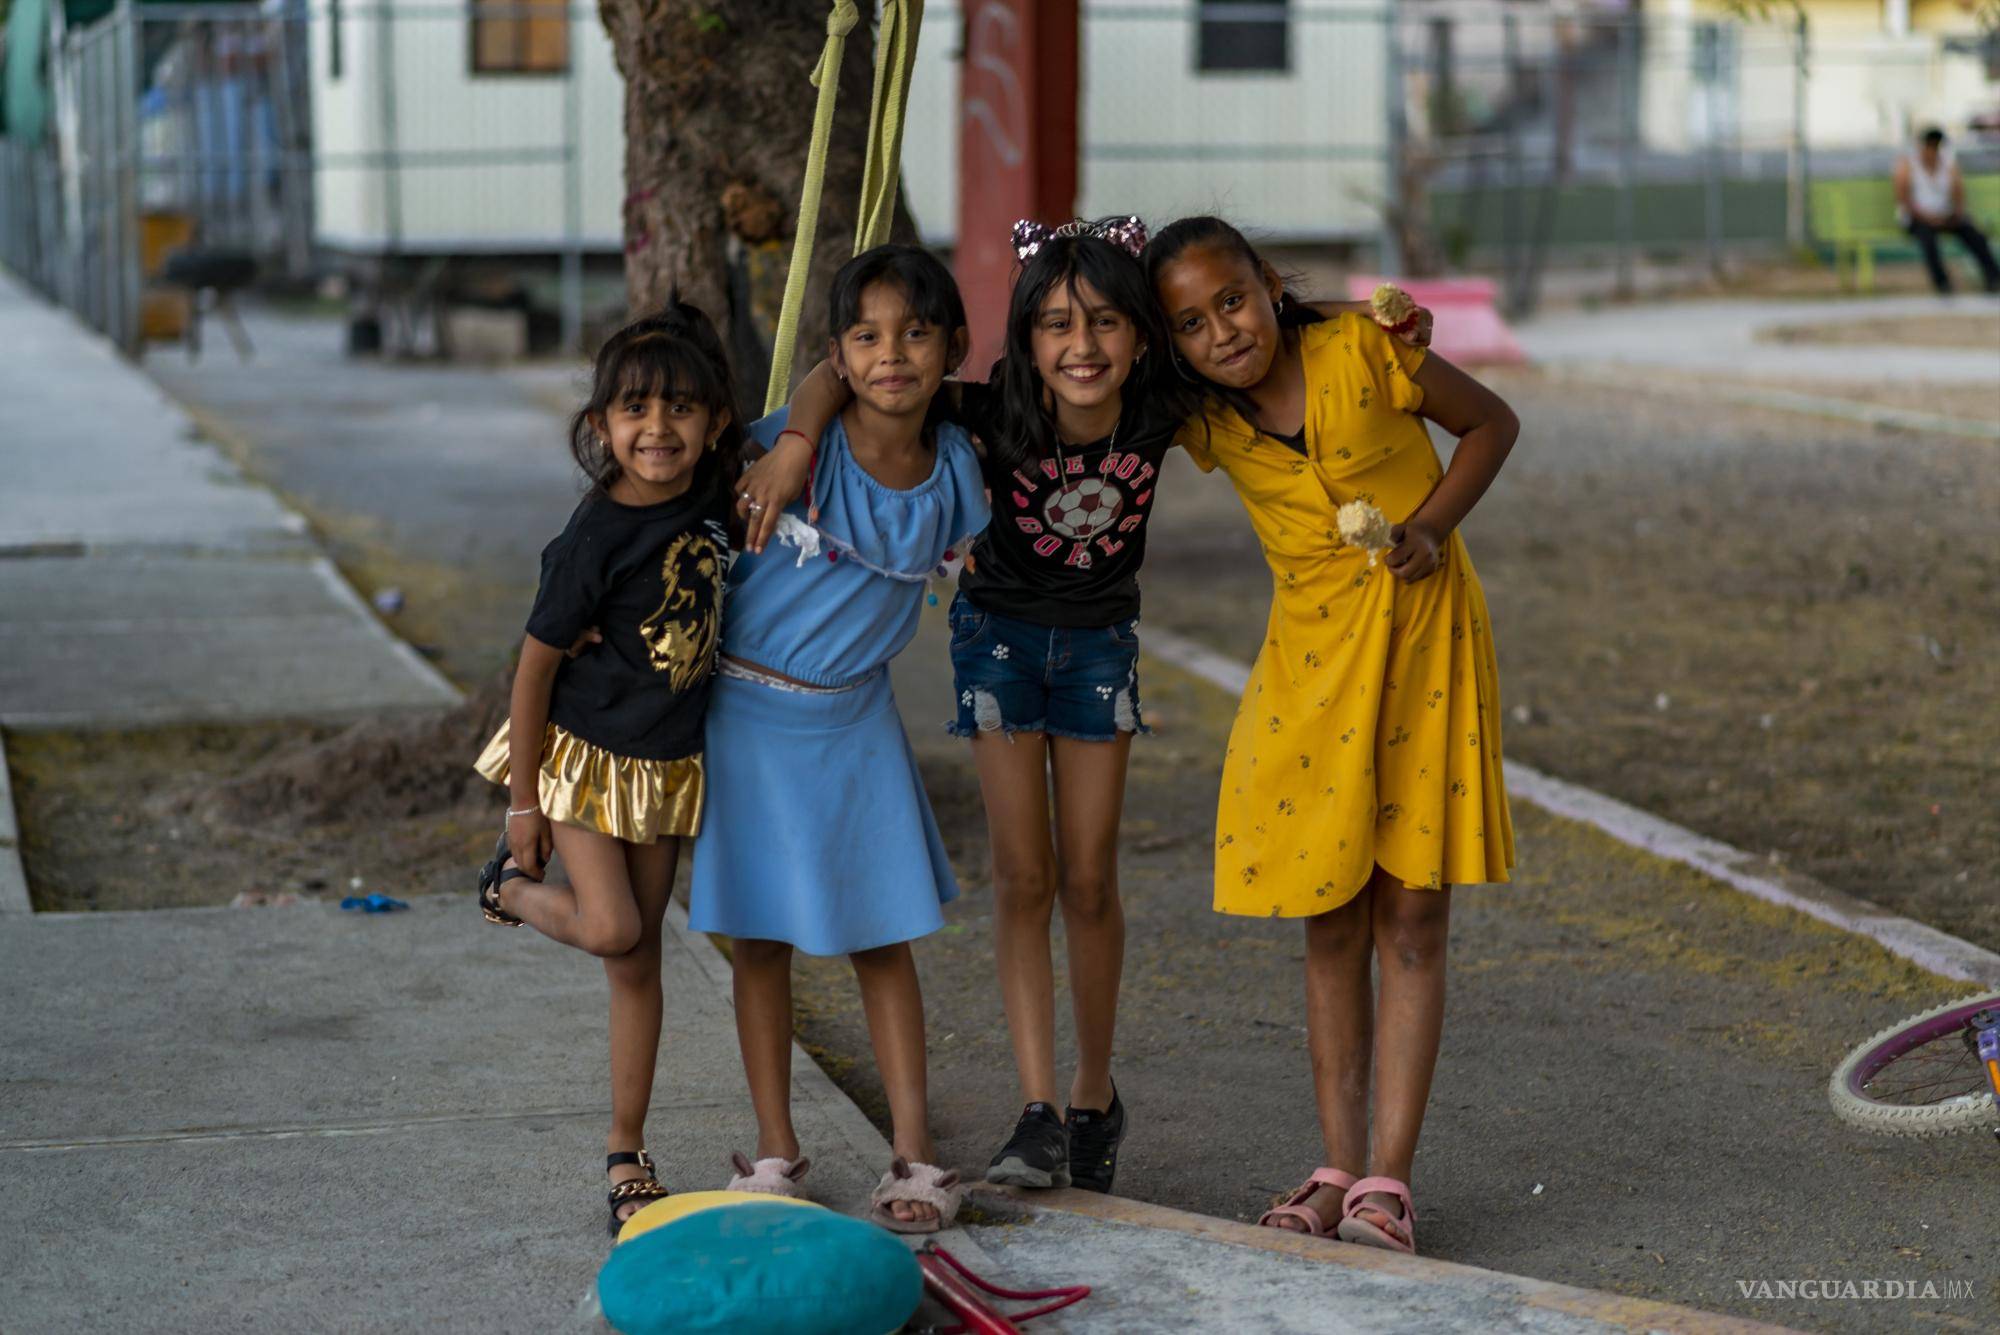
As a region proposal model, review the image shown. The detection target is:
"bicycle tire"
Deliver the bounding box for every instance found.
[1828,993,2000,1138]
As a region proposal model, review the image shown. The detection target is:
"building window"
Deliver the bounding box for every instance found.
[470,0,570,75]
[1198,0,1289,74]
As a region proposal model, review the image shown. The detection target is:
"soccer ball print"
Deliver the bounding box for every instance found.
[1043,477,1125,540]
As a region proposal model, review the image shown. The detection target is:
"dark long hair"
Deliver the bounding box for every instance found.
[985,228,1189,477]
[568,300,746,494]
[1142,215,1324,435]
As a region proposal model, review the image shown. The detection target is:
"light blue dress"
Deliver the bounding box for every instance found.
[686,409,990,955]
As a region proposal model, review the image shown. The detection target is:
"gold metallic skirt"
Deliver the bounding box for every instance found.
[473,721,704,844]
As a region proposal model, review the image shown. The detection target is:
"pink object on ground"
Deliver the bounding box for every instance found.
[1348,276,1527,367]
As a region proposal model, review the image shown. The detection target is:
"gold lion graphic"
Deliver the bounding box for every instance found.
[640,530,724,691]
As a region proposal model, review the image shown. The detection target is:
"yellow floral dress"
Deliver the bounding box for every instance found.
[1179,314,1515,916]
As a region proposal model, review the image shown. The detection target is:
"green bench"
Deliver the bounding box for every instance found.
[1812,175,2000,291]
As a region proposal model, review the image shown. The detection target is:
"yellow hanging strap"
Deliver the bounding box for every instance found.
[854,0,923,253]
[764,1,863,414]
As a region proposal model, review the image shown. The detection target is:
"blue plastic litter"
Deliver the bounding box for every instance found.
[340,893,409,913]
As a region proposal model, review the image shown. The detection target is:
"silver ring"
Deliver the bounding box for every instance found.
[747,500,765,514]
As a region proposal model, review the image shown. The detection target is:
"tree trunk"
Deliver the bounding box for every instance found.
[599,1,919,400]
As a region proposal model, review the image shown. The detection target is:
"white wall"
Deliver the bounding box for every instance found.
[311,2,1391,253]
[310,1,622,252]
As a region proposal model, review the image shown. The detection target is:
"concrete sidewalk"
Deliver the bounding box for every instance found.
[0,272,456,731]
[1516,293,2000,385]
[0,890,1781,1334]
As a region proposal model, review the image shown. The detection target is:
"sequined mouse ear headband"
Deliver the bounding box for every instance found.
[1011,215,1149,263]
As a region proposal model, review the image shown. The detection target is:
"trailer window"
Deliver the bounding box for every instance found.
[471,0,570,75]
[1197,0,1289,74]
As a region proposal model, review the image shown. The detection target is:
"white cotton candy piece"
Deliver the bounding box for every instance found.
[773,513,822,567]
[1336,499,1393,564]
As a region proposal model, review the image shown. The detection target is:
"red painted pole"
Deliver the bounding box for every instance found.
[954,0,1080,377]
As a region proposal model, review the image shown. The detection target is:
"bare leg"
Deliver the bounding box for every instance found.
[730,937,801,1162]
[1268,876,1376,1233]
[1047,733,1134,1113]
[850,941,936,1224]
[604,837,678,1220]
[497,823,643,957]
[1355,877,1452,1243]
[972,731,1062,1107]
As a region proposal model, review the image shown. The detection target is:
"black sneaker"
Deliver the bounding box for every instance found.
[1065,1086,1127,1194]
[985,1102,1071,1189]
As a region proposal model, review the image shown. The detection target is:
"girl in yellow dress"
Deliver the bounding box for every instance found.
[1145,217,1519,1255]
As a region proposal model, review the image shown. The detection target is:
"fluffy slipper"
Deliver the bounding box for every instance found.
[1335,1175,1417,1255]
[726,1151,812,1197]
[869,1157,962,1235]
[1258,1166,1357,1237]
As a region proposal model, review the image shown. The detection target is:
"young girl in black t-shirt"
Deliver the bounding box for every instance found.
[735,223,1429,1199]
[471,305,738,1232]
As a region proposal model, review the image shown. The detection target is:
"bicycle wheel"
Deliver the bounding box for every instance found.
[1829,993,2000,1138]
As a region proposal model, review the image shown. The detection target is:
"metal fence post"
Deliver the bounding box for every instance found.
[377,1,403,253]
[116,0,142,354]
[1787,13,1810,250]
[1614,12,1637,298]
[560,3,585,355]
[1500,11,1524,315]
[1380,4,1406,277]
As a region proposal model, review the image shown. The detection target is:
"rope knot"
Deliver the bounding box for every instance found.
[811,1,862,87]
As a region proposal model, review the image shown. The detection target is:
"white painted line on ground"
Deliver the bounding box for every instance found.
[1551,365,2000,441]
[0,730,30,914]
[1141,626,2000,988]
[308,556,463,705]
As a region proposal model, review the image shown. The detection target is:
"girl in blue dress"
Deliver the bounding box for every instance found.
[688,245,989,1232]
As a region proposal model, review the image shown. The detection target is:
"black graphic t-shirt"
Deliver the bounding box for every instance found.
[954,383,1175,628]
[525,464,732,761]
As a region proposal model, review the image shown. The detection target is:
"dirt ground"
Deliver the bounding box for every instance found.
[1757,310,2000,351]
[1632,366,2000,427]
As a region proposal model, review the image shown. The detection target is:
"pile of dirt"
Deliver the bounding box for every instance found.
[170,674,510,831]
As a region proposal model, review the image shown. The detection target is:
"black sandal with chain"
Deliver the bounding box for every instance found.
[606,1150,670,1234]
[475,832,527,926]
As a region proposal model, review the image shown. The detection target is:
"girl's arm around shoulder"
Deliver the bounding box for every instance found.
[735,360,852,552]
[1383,354,1519,583]
[504,634,566,878]
[936,421,993,541]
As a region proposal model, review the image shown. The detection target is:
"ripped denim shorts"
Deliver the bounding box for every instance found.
[945,592,1146,742]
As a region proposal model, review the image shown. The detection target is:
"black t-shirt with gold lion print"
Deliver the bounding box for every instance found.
[525,463,731,762]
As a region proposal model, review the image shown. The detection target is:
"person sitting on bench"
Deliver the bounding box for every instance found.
[1894,127,2000,296]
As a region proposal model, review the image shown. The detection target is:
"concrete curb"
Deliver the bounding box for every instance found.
[0,729,30,914]
[1548,365,2000,441]
[979,1187,1799,1334]
[307,555,463,705]
[1140,627,2000,989]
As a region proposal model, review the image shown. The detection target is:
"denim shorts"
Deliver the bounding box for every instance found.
[945,593,1146,742]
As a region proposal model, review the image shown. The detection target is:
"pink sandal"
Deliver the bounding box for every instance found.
[1257,1167,1356,1237]
[1335,1176,1417,1254]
